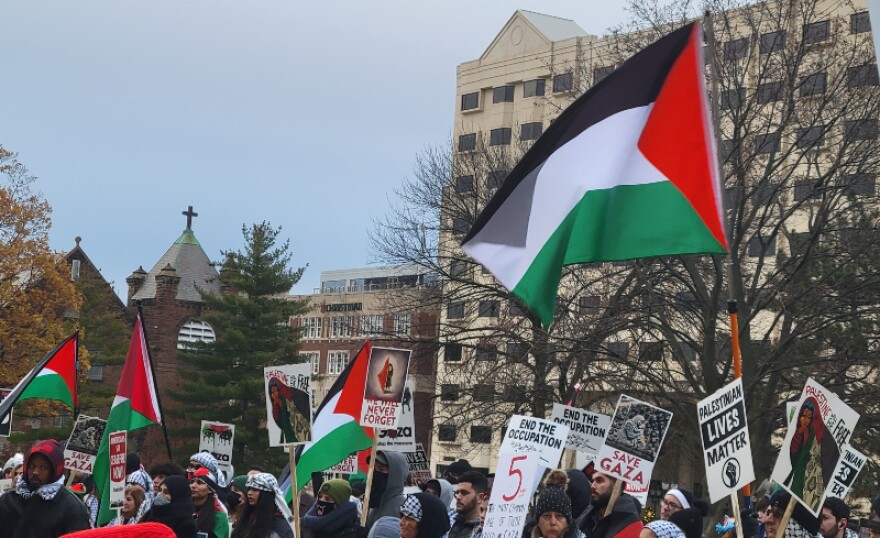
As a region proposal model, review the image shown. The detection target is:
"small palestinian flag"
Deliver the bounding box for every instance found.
[462,22,728,326]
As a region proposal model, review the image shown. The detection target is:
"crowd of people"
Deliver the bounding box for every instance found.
[0,440,877,538]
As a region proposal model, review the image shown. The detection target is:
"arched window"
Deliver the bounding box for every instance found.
[177,320,216,350]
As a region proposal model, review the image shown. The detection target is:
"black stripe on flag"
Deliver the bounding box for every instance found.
[462,22,696,245]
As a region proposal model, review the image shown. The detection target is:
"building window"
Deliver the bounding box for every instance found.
[523,79,545,98]
[794,180,820,202]
[845,119,879,141]
[461,92,479,111]
[757,81,783,104]
[478,300,499,317]
[721,138,740,161]
[723,38,749,61]
[328,351,349,375]
[451,217,470,236]
[760,31,785,54]
[444,343,462,362]
[473,384,494,402]
[594,65,615,84]
[754,184,781,205]
[458,133,476,152]
[447,301,465,319]
[476,345,497,362]
[847,65,880,88]
[521,122,543,141]
[438,424,457,442]
[503,385,527,403]
[553,72,573,93]
[455,175,474,193]
[470,426,492,444]
[796,126,825,149]
[755,132,781,154]
[299,352,320,375]
[639,342,664,362]
[394,313,410,337]
[799,73,827,97]
[851,12,871,34]
[178,320,217,350]
[748,235,777,257]
[607,342,629,358]
[506,342,528,363]
[361,315,384,337]
[508,300,524,317]
[487,170,507,189]
[490,128,512,146]
[87,363,103,382]
[301,317,322,339]
[803,20,830,45]
[71,259,81,281]
[450,260,468,278]
[330,317,354,339]
[493,86,514,103]
[578,295,601,315]
[440,384,460,402]
[843,174,876,196]
[720,87,746,110]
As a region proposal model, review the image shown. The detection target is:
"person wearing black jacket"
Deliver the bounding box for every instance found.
[142,475,198,538]
[301,479,363,538]
[0,439,90,538]
[575,472,642,538]
[400,493,452,538]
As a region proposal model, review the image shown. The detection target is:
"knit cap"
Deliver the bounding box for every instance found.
[3,453,23,473]
[319,479,352,506]
[25,440,65,483]
[535,470,573,522]
[230,475,248,492]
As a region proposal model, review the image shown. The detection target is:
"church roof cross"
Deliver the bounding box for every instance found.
[182,205,198,230]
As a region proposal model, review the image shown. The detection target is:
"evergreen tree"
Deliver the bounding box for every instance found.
[171,222,309,471]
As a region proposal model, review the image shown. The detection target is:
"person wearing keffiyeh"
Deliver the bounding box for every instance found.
[0,439,90,537]
[400,493,452,538]
[230,473,293,538]
[190,467,230,538]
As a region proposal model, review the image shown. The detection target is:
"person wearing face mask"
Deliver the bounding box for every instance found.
[230,473,293,538]
[226,475,249,525]
[301,479,363,538]
[142,475,198,538]
[365,450,408,530]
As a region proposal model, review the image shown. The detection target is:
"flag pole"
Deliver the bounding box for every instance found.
[136,303,173,460]
[360,435,380,527]
[289,447,300,538]
[703,10,752,506]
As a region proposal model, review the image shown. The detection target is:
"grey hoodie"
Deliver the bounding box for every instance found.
[365,450,408,530]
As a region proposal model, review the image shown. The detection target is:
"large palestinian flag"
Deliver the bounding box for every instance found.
[94,314,163,526]
[293,341,373,493]
[0,332,79,423]
[462,22,728,326]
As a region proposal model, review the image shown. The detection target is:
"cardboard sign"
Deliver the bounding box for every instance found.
[0,478,11,493]
[499,415,569,469]
[0,388,12,437]
[64,416,107,473]
[595,395,673,489]
[329,454,358,475]
[199,421,235,482]
[264,364,312,446]
[770,378,860,516]
[377,378,416,452]
[697,379,756,503]
[406,443,432,487]
[550,403,611,454]
[625,478,650,507]
[822,444,866,502]
[360,347,412,429]
[481,452,542,538]
[108,431,127,508]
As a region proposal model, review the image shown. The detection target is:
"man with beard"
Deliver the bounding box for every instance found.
[449,471,488,538]
[819,498,857,538]
[575,472,642,538]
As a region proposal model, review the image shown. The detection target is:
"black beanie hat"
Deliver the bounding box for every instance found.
[536,470,573,522]
[670,507,703,538]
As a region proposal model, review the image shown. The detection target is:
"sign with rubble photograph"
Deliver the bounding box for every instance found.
[698,378,755,503]
[64,415,106,473]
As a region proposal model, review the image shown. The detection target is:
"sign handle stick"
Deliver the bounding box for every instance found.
[290,447,300,538]
[360,434,380,527]
[66,470,77,487]
[730,492,744,538]
[605,479,624,517]
[777,496,797,536]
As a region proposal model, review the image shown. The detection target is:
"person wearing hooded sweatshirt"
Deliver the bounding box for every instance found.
[400,493,452,538]
[422,478,456,530]
[0,439,90,537]
[575,471,642,538]
[567,470,592,521]
[230,473,293,538]
[301,479,363,538]
[365,450,408,530]
[142,475,198,538]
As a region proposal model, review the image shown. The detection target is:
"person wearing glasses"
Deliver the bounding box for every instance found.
[659,489,706,521]
[757,491,819,538]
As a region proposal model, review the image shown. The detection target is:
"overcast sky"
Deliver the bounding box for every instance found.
[1,1,632,297]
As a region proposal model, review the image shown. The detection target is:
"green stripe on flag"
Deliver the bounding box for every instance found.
[19,372,74,408]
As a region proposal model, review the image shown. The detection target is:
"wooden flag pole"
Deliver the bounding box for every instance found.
[776,497,797,537]
[289,447,300,538]
[360,434,380,527]
[605,479,624,517]
[730,492,745,538]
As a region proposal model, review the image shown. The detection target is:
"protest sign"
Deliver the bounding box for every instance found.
[377,378,416,452]
[821,444,866,503]
[500,415,569,469]
[770,378,860,516]
[199,421,235,481]
[405,443,432,487]
[625,479,650,507]
[550,403,610,454]
[360,347,411,429]
[595,395,673,489]
[264,364,312,446]
[108,431,127,508]
[64,416,107,473]
[697,378,755,503]
[0,389,12,437]
[0,479,11,493]
[481,452,542,538]
[329,454,358,475]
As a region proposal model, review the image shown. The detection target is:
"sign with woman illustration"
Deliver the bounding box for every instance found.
[359,347,411,429]
[770,378,859,515]
[263,364,312,446]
